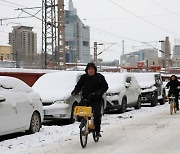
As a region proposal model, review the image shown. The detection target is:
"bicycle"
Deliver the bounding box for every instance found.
[74,106,100,148]
[169,94,176,115]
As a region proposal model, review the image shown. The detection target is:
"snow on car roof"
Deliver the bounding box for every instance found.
[0,76,32,92]
[103,73,131,93]
[32,71,83,102]
[133,72,158,88]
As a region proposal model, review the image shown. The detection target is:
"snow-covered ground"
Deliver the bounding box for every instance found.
[1,103,180,154]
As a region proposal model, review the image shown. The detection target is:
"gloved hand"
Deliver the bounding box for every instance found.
[89,92,101,101]
[71,90,77,96]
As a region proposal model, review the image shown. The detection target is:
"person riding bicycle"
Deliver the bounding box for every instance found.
[71,63,108,137]
[166,75,180,110]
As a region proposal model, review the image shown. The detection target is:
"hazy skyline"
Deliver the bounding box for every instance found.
[0,0,180,61]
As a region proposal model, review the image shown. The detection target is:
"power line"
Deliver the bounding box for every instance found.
[89,25,162,52]
[83,11,180,21]
[0,0,26,8]
[90,25,141,42]
[0,2,16,8]
[151,0,180,17]
[107,0,180,36]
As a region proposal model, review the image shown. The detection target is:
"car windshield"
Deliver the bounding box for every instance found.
[133,73,157,88]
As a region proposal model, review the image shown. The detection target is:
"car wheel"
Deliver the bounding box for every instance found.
[159,90,165,105]
[151,96,158,107]
[119,98,127,113]
[28,112,41,134]
[134,96,141,110]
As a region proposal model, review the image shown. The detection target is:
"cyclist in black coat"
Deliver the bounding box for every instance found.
[166,75,180,110]
[71,63,108,137]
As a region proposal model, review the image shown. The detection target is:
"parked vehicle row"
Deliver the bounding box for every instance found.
[0,71,166,137]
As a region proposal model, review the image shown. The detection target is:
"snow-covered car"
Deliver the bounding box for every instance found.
[0,76,43,136]
[32,71,84,122]
[104,73,141,113]
[133,73,166,106]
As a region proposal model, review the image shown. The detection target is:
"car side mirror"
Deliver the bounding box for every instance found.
[125,82,130,88]
[0,96,6,103]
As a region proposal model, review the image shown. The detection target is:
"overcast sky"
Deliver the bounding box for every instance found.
[0,0,180,61]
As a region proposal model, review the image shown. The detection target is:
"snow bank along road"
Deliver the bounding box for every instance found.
[1,103,180,154]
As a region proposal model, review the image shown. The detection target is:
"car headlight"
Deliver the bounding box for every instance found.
[54,100,67,104]
[106,92,120,96]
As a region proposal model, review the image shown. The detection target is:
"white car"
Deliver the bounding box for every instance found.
[104,73,141,113]
[32,71,83,122]
[0,76,43,136]
[133,73,166,106]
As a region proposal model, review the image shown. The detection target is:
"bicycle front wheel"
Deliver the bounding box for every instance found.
[93,131,99,142]
[80,119,88,148]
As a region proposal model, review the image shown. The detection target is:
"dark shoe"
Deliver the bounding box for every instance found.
[76,116,82,122]
[79,122,85,128]
[96,132,102,137]
[177,107,179,111]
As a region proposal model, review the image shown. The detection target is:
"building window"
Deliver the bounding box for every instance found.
[6,54,10,60]
[1,54,4,60]
[83,41,89,46]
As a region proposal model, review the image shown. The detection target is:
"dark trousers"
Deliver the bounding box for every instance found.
[78,99,102,133]
[175,95,179,109]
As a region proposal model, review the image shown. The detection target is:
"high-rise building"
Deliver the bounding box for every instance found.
[172,39,180,67]
[65,0,90,63]
[9,26,37,67]
[121,48,159,66]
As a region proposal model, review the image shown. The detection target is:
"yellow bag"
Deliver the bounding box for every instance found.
[74,106,92,117]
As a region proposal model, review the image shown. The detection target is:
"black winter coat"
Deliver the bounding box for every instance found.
[73,73,108,100]
[166,79,180,96]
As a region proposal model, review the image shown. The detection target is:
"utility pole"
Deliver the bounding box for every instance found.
[121,40,124,66]
[58,0,66,70]
[42,0,57,69]
[42,0,66,70]
[94,42,97,65]
[164,36,171,73]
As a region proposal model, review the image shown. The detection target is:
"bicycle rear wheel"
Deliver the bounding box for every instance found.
[170,101,173,115]
[174,103,177,113]
[93,131,99,142]
[80,119,88,148]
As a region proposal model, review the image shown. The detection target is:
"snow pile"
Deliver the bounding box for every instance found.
[0,76,32,93]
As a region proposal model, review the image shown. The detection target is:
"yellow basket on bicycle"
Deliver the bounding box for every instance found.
[74,106,93,117]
